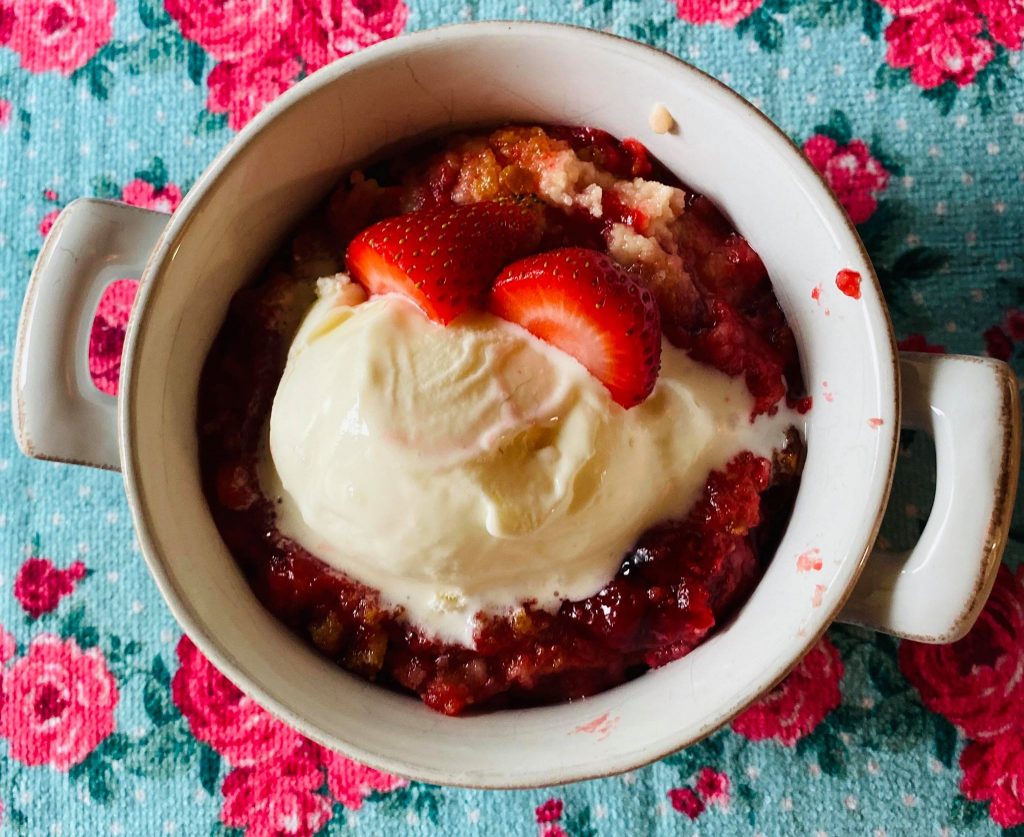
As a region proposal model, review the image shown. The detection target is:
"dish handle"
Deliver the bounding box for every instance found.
[839,352,1020,643]
[11,198,169,472]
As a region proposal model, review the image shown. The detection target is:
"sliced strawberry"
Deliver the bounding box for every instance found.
[345,200,543,324]
[490,247,662,408]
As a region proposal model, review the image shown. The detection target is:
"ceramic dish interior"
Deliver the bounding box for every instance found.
[120,23,896,787]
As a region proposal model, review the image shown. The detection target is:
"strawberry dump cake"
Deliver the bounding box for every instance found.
[198,125,807,715]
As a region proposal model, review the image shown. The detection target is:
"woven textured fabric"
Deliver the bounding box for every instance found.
[1,1,1023,835]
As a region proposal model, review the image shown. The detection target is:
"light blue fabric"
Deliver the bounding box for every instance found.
[1,1,1021,834]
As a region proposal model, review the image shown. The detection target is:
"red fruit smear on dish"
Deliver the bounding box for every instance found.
[835,268,862,299]
[197,124,806,715]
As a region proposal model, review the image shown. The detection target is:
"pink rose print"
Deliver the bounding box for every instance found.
[979,311,1024,362]
[897,333,946,353]
[535,798,564,824]
[900,565,1024,742]
[221,741,332,837]
[13,557,86,618]
[883,1,994,89]
[732,637,844,746]
[0,0,13,46]
[7,0,115,76]
[978,0,1024,51]
[168,0,408,131]
[877,0,939,12]
[0,625,16,665]
[0,635,118,770]
[984,325,1013,361]
[38,208,60,237]
[172,635,304,767]
[120,179,183,214]
[673,0,763,26]
[960,735,1024,828]
[0,98,11,129]
[803,135,890,225]
[320,745,406,809]
[88,278,138,397]
[534,798,566,836]
[695,766,730,806]
[206,45,303,130]
[1006,310,1024,341]
[164,0,295,63]
[295,0,409,73]
[668,786,706,819]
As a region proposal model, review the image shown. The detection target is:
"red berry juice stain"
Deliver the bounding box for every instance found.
[796,548,823,573]
[821,381,834,403]
[868,417,884,428]
[811,284,822,303]
[811,584,826,608]
[836,269,862,299]
[574,712,618,740]
[788,395,813,414]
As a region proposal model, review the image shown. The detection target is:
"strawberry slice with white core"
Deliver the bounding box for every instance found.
[345,200,542,325]
[490,247,662,408]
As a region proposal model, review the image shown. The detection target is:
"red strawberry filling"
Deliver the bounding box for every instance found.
[198,124,806,715]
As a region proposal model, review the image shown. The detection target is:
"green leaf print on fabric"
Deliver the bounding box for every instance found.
[317,807,352,836]
[151,652,173,687]
[55,0,200,104]
[98,733,130,762]
[69,749,120,804]
[59,603,99,650]
[563,805,599,837]
[951,795,992,828]
[975,48,1023,117]
[135,157,170,192]
[369,782,443,825]
[125,719,200,780]
[796,724,849,778]
[195,110,230,136]
[662,731,727,777]
[199,744,222,796]
[187,41,207,87]
[813,109,854,145]
[629,18,671,45]
[802,626,956,772]
[138,0,174,31]
[788,0,863,30]
[934,713,959,769]
[91,174,123,200]
[862,0,883,40]
[921,82,959,117]
[87,757,119,803]
[582,0,618,18]
[209,824,244,837]
[735,7,785,51]
[143,669,179,726]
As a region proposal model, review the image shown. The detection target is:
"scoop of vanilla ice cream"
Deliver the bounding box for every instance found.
[261,280,794,646]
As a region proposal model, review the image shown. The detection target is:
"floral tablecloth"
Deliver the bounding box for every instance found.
[1,0,1023,835]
